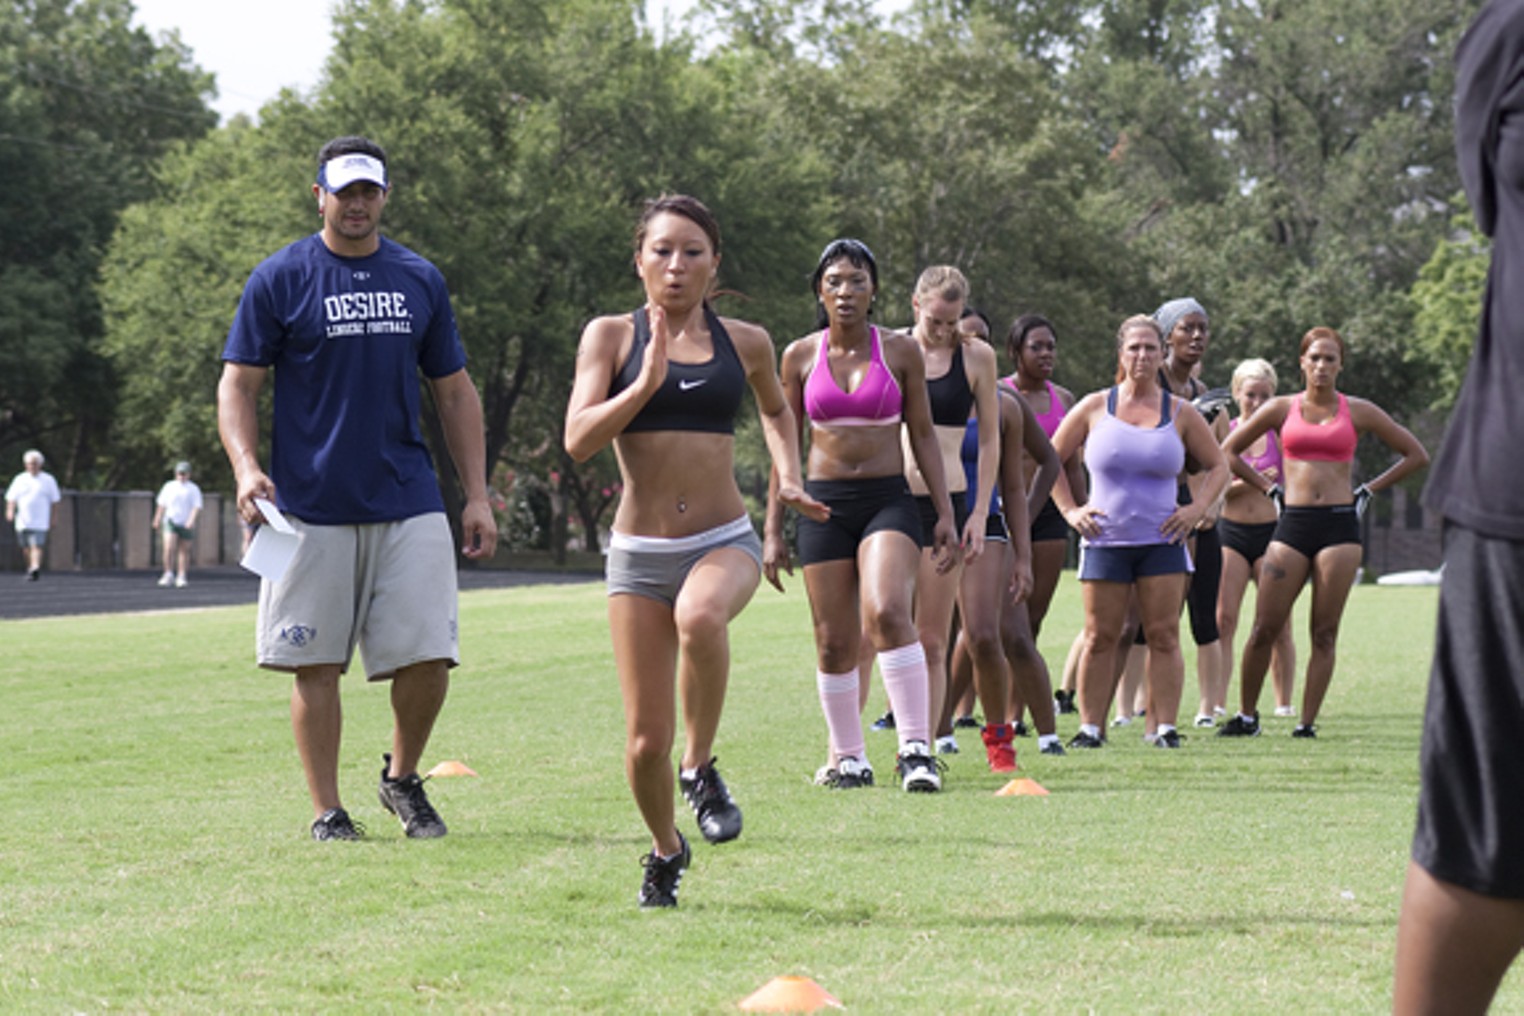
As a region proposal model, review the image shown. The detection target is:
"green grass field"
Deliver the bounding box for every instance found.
[2,577,1516,1013]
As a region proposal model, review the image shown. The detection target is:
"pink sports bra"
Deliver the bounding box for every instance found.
[1281,393,1357,462]
[1229,417,1283,483]
[804,328,903,426]
[1002,375,1065,438]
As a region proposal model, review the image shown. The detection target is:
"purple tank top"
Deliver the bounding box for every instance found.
[1084,387,1185,547]
[1229,418,1283,485]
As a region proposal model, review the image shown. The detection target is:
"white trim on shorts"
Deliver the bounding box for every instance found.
[256,512,459,680]
[609,514,758,554]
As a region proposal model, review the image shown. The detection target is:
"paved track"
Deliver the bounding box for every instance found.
[0,566,598,621]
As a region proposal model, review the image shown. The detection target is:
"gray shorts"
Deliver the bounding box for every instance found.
[17,529,47,549]
[256,513,458,680]
[606,515,762,607]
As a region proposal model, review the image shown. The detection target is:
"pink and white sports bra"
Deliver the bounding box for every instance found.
[804,328,903,426]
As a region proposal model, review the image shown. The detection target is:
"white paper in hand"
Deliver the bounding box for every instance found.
[240,498,300,582]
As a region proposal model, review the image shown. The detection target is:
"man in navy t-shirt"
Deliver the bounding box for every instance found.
[218,136,497,842]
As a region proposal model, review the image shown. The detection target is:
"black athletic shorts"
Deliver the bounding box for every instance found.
[1031,498,1069,543]
[1219,518,1278,566]
[1184,523,1221,646]
[1272,504,1361,559]
[985,512,1008,543]
[915,493,972,548]
[796,475,921,566]
[1411,523,1524,898]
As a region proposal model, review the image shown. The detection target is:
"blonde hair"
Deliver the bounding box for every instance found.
[1230,358,1278,397]
[1113,315,1163,383]
[913,265,969,303]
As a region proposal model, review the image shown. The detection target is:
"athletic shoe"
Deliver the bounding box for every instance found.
[1013,720,1031,738]
[935,734,960,755]
[1153,729,1183,749]
[895,741,944,792]
[1274,705,1296,717]
[1291,724,1318,739]
[1110,714,1133,728]
[1216,713,1261,738]
[174,575,187,588]
[25,569,39,581]
[954,714,980,729]
[981,724,1018,773]
[377,753,447,839]
[638,833,691,909]
[870,710,896,732]
[1039,738,1067,756]
[1193,714,1216,728]
[679,757,742,844]
[1053,690,1077,715]
[817,756,873,789]
[157,571,173,587]
[311,807,364,841]
[1067,730,1104,750]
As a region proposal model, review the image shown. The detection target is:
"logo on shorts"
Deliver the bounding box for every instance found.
[279,624,317,648]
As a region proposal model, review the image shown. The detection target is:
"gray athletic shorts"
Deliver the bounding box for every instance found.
[256,513,459,680]
[606,515,762,607]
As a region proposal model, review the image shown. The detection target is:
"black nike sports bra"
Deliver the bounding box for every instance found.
[609,305,746,435]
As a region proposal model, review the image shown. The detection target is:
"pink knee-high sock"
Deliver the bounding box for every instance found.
[879,642,930,746]
[817,669,866,761]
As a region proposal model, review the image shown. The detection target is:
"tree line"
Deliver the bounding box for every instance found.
[1,0,1485,554]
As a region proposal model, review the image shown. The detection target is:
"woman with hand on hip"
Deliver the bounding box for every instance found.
[1050,315,1229,750]
[1217,326,1427,739]
[564,195,824,908]
[765,239,957,793]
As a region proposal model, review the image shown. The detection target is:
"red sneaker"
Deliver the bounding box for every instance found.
[982,723,1018,773]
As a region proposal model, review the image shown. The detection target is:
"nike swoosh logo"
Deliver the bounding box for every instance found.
[678,378,707,391]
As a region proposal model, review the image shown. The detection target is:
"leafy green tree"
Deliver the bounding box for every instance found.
[1409,203,1487,412]
[0,0,215,483]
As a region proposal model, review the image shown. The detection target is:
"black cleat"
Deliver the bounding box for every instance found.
[679,757,742,844]
[1216,714,1261,738]
[638,833,691,908]
[378,753,447,839]
[311,807,364,841]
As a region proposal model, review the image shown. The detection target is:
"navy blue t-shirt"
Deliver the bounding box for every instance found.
[222,234,467,525]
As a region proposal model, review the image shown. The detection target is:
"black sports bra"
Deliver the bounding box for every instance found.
[609,306,746,435]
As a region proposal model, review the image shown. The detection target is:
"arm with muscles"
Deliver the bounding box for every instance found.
[1349,398,1431,516]
[998,391,1034,604]
[762,338,813,591]
[891,334,958,571]
[563,309,669,463]
[736,323,828,529]
[962,340,1001,562]
[429,368,497,560]
[217,362,276,524]
[1222,397,1292,508]
[1162,405,1230,544]
[1049,393,1102,539]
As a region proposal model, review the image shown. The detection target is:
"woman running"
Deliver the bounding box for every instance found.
[1218,326,1428,738]
[764,238,957,792]
[564,195,824,908]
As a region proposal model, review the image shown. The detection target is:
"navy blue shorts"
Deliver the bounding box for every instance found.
[1078,542,1192,583]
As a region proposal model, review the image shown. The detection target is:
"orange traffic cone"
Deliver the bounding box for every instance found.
[737,975,843,1012]
[425,760,479,778]
[995,777,1049,796]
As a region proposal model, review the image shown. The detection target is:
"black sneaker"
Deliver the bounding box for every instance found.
[1039,739,1067,756]
[953,714,980,729]
[311,807,364,841]
[1067,730,1104,749]
[1153,729,1183,749]
[895,741,945,792]
[1216,713,1261,738]
[1054,690,1077,715]
[638,833,691,908]
[1291,724,1317,739]
[870,710,896,732]
[377,753,447,839]
[1013,720,1031,737]
[679,757,742,844]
